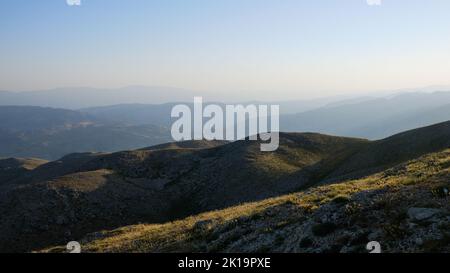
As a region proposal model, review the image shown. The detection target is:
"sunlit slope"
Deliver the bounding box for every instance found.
[2,121,450,252]
[55,149,449,253]
[0,135,366,252]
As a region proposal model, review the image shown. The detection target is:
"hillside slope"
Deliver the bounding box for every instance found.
[1,122,450,252]
[46,149,450,253]
[325,121,450,181]
[0,135,366,252]
[0,158,47,185]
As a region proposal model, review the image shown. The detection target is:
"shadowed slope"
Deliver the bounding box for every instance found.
[327,120,450,181]
[1,122,450,252]
[0,135,366,252]
[0,157,48,184]
[45,149,450,253]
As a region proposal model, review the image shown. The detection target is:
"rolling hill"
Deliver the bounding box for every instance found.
[51,148,449,253]
[1,121,449,252]
[0,157,48,184]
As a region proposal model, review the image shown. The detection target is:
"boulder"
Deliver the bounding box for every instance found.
[407,207,441,221]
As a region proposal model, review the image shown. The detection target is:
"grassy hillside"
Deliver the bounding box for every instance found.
[0,134,367,252]
[45,149,450,253]
[1,122,450,252]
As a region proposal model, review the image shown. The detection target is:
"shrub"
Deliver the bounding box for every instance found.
[431,186,449,198]
[299,237,313,248]
[312,222,338,237]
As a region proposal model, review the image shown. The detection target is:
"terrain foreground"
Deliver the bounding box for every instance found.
[0,121,449,253]
[45,149,450,253]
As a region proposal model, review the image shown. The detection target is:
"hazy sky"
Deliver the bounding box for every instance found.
[1,0,450,100]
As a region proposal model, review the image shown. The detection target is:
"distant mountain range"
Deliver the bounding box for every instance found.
[0,106,171,160]
[1,121,450,252]
[0,86,197,109]
[0,86,344,113]
[282,91,450,139]
[0,90,449,160]
[81,91,450,139]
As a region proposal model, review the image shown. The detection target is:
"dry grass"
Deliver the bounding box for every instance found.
[43,149,450,253]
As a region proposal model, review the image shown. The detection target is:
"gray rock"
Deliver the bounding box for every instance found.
[368,230,383,241]
[407,207,441,221]
[414,238,423,246]
[81,231,106,243]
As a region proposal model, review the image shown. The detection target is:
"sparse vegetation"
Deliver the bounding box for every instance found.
[1,123,449,253]
[331,195,351,204]
[41,148,450,253]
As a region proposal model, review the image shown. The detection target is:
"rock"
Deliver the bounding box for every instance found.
[407,208,441,221]
[368,230,383,241]
[81,231,106,243]
[415,238,423,246]
[339,245,361,253]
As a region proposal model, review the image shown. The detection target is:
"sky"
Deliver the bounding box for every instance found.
[1,0,450,100]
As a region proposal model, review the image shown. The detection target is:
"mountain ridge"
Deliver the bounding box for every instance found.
[48,148,449,253]
[1,121,450,252]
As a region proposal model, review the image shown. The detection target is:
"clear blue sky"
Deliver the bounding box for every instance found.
[1,0,450,100]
